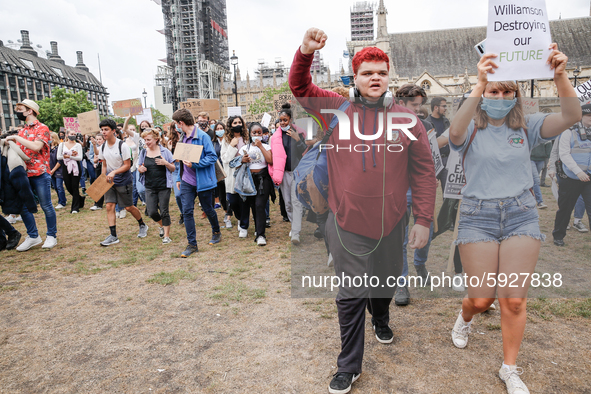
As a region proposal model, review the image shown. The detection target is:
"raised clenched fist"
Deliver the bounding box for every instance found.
[301,28,327,55]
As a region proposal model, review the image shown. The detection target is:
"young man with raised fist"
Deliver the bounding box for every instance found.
[289,28,436,393]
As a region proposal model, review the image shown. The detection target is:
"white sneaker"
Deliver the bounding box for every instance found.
[239,228,247,238]
[55,204,65,209]
[499,365,530,394]
[224,217,232,229]
[115,211,120,219]
[573,221,589,233]
[16,236,43,252]
[42,236,57,249]
[451,310,472,348]
[327,253,334,267]
[89,205,102,211]
[14,215,22,222]
[256,236,267,246]
[71,211,78,214]
[162,236,172,244]
[291,233,300,245]
[452,273,466,292]
[289,231,292,237]
[119,210,127,219]
[488,303,497,311]
[5,215,16,224]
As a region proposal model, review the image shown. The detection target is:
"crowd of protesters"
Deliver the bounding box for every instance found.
[0,32,588,394]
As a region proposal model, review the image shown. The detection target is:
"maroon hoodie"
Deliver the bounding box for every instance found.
[289,49,436,239]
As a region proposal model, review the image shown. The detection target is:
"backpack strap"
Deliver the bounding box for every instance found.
[461,125,478,174]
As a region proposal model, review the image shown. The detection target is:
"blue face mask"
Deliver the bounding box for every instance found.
[281,125,290,132]
[480,97,517,120]
[175,125,182,133]
[262,135,269,143]
[215,130,224,138]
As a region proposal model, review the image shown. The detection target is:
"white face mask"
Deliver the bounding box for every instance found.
[252,136,262,142]
[281,125,290,132]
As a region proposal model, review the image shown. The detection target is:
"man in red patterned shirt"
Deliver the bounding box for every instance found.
[5,99,57,251]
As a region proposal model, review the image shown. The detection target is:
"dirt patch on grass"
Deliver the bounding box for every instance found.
[1,187,590,393]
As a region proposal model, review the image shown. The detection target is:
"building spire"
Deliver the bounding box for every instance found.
[376,0,388,40]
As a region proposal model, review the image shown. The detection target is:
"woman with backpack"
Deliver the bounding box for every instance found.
[448,45,581,394]
[237,122,274,246]
[269,103,307,244]
[57,129,85,213]
[137,128,175,244]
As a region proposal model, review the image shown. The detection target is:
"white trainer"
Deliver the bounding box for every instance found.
[42,236,57,249]
[71,211,78,214]
[452,273,466,292]
[499,365,530,394]
[291,233,300,245]
[256,236,267,246]
[224,217,232,229]
[451,310,472,348]
[55,204,66,209]
[115,211,120,219]
[327,253,334,267]
[239,228,247,238]
[16,236,43,252]
[5,215,17,224]
[119,210,127,219]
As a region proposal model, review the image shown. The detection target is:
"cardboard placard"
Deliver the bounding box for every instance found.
[172,142,203,163]
[77,110,101,135]
[63,117,80,134]
[273,93,295,112]
[575,80,591,105]
[486,0,553,81]
[521,98,540,115]
[428,130,444,177]
[215,160,226,182]
[112,98,143,117]
[86,173,113,202]
[180,99,221,121]
[443,150,465,200]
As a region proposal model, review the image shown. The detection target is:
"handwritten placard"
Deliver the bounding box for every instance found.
[227,106,242,117]
[112,98,143,117]
[486,0,553,81]
[86,173,113,202]
[180,99,220,121]
[520,98,540,115]
[63,117,80,134]
[172,142,203,163]
[428,130,444,177]
[77,110,101,135]
[273,93,295,112]
[136,108,153,125]
[575,80,591,105]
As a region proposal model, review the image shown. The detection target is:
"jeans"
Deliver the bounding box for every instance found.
[574,195,586,220]
[172,167,183,215]
[85,160,96,185]
[227,193,249,229]
[52,176,67,206]
[79,161,86,189]
[552,177,591,240]
[145,188,171,227]
[531,160,545,204]
[180,182,219,246]
[21,172,57,238]
[132,170,146,206]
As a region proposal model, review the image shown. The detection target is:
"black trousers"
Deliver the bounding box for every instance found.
[62,169,84,212]
[552,176,591,240]
[325,210,407,374]
[145,188,171,227]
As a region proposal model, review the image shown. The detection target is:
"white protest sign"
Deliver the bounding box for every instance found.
[520,98,539,114]
[443,149,465,200]
[261,113,272,128]
[428,130,444,177]
[486,0,553,81]
[228,106,242,117]
[575,80,591,105]
[136,108,153,125]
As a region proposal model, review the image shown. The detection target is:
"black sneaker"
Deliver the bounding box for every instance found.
[415,265,431,287]
[181,244,198,257]
[209,232,222,245]
[265,218,271,228]
[394,283,410,306]
[371,318,393,344]
[179,216,184,225]
[282,216,290,222]
[6,231,22,250]
[553,239,565,247]
[328,372,360,394]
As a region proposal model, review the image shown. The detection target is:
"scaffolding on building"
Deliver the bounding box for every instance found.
[255,58,286,79]
[350,1,375,41]
[161,0,229,109]
[154,65,174,104]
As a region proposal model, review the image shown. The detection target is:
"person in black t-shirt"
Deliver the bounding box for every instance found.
[426,97,451,191]
[137,128,176,244]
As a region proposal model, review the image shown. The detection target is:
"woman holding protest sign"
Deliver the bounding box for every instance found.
[137,128,175,244]
[221,115,248,234]
[448,44,580,394]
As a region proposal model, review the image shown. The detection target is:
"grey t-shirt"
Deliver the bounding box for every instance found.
[98,139,133,186]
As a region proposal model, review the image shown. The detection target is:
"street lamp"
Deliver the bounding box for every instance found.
[142,88,147,108]
[573,67,581,87]
[230,50,239,107]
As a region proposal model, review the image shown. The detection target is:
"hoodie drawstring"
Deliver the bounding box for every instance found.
[361,106,367,172]
[372,108,378,168]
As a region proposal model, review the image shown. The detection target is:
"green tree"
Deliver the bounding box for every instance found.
[37,88,95,132]
[151,107,171,126]
[99,115,137,127]
[248,82,291,114]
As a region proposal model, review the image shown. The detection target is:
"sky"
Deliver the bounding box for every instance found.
[0,0,588,109]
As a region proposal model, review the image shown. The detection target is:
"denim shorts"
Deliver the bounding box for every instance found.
[455,190,545,245]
